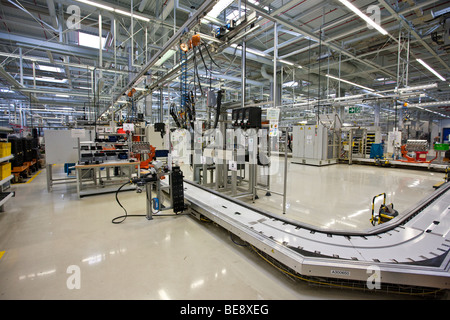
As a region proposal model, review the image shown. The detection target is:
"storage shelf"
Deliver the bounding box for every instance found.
[0,154,13,163]
[0,175,13,187]
[0,191,14,207]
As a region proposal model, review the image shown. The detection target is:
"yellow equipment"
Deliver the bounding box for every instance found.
[370,193,398,226]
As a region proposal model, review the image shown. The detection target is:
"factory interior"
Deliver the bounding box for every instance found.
[0,0,449,302]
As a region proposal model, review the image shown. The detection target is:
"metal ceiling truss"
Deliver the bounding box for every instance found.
[0,0,448,128]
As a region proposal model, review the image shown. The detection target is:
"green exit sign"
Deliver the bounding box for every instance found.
[349,106,361,113]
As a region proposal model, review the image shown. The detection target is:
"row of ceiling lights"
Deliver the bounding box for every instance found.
[2,0,448,123]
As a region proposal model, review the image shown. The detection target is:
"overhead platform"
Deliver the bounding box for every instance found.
[183,180,450,290]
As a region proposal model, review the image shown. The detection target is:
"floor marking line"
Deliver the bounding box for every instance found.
[0,251,5,260]
[25,170,42,184]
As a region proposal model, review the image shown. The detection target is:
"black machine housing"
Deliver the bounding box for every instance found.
[232,107,261,129]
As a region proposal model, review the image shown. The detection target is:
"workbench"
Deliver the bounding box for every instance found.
[75,160,140,197]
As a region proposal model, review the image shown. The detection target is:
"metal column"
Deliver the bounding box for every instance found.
[241,41,246,108]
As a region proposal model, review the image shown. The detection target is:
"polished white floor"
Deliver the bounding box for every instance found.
[251,159,442,231]
[0,161,446,300]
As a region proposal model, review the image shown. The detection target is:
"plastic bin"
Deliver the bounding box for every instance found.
[0,162,11,180]
[0,142,11,158]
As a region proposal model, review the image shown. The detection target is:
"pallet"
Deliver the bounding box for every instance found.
[12,163,30,183]
[24,159,38,173]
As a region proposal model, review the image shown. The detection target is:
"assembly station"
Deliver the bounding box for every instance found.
[0,0,449,300]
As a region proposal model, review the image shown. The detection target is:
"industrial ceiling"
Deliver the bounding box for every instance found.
[0,0,448,130]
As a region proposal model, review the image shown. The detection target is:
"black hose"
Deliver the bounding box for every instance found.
[213,89,222,129]
[197,45,210,72]
[170,104,181,128]
[112,181,145,224]
[202,43,221,70]
[192,47,203,96]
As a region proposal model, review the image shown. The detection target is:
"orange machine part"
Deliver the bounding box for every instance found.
[400,144,438,164]
[180,43,188,52]
[127,88,136,97]
[400,145,415,162]
[191,34,201,47]
[139,145,156,170]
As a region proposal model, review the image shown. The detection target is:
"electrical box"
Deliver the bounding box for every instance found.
[243,107,261,129]
[232,107,261,129]
[292,124,335,166]
[146,124,165,150]
[387,130,402,154]
[207,90,217,107]
[232,108,242,127]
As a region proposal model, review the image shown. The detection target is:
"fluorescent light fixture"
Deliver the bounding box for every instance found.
[339,0,388,35]
[154,49,176,67]
[79,32,107,49]
[274,58,302,68]
[333,94,364,101]
[75,0,150,22]
[416,59,446,81]
[55,94,70,97]
[115,9,150,22]
[283,81,298,88]
[76,0,113,11]
[278,59,294,66]
[407,100,450,118]
[408,100,450,108]
[325,74,375,92]
[398,83,438,92]
[38,65,64,73]
[24,76,68,83]
[207,0,235,18]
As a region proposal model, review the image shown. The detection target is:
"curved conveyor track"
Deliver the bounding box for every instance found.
[184,180,450,289]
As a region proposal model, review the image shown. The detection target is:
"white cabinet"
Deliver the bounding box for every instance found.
[292,124,336,166]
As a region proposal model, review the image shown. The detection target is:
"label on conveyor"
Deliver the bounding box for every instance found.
[331,270,351,276]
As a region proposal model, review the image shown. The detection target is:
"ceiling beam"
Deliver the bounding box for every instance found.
[0,64,39,103]
[246,2,397,79]
[110,0,218,108]
[0,31,128,64]
[378,0,450,73]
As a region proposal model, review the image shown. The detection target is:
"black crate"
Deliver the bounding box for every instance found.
[9,138,24,167]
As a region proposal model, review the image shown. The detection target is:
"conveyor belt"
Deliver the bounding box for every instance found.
[183,180,450,290]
